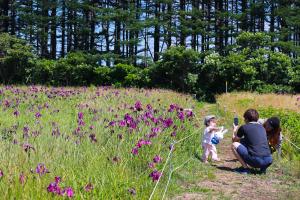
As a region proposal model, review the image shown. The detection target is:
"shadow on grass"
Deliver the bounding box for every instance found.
[214,166,236,172]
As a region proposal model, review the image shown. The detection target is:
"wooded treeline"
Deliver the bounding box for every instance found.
[1,0,300,65]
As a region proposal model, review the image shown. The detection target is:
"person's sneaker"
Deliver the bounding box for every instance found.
[234,167,250,175]
[259,168,267,174]
[212,158,221,162]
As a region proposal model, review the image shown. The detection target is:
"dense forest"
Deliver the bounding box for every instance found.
[0,0,300,100]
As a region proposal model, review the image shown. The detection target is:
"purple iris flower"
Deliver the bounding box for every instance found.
[35,163,49,175]
[171,131,177,137]
[151,127,161,134]
[19,172,26,185]
[128,188,136,195]
[84,183,93,192]
[109,121,116,126]
[153,155,162,163]
[146,104,153,111]
[134,101,142,111]
[35,112,42,119]
[78,112,84,120]
[13,110,20,117]
[64,187,74,198]
[131,147,139,155]
[118,120,126,127]
[149,170,162,182]
[177,111,185,121]
[163,118,173,128]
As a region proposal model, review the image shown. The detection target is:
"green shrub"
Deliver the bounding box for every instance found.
[151,46,201,92]
[0,33,34,83]
[93,67,112,85]
[255,84,294,94]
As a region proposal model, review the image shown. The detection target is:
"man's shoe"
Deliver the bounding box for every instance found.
[234,167,250,175]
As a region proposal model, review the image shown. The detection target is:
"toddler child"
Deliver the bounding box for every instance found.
[202,115,227,163]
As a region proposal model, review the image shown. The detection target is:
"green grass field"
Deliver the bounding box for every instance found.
[1,86,299,199]
[0,86,212,199]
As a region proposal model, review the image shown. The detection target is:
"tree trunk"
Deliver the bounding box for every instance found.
[241,0,247,31]
[41,0,49,58]
[167,2,172,48]
[50,1,57,59]
[0,0,9,32]
[215,0,224,54]
[153,2,160,62]
[179,0,186,46]
[61,0,66,57]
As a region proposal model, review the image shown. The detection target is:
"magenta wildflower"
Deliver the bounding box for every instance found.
[47,182,62,195]
[19,172,26,185]
[153,155,162,163]
[148,162,155,168]
[177,111,185,121]
[78,112,84,120]
[163,118,173,128]
[146,132,157,138]
[149,170,162,182]
[146,104,153,111]
[168,104,178,112]
[131,147,139,155]
[0,170,3,178]
[13,110,20,117]
[89,125,95,130]
[22,143,35,153]
[35,112,42,119]
[128,188,136,195]
[118,120,126,127]
[186,110,194,118]
[89,134,97,143]
[169,144,175,151]
[109,121,116,126]
[129,121,137,129]
[84,183,93,192]
[117,134,123,140]
[124,113,134,124]
[151,127,161,134]
[64,187,74,198]
[23,126,29,133]
[35,163,49,175]
[171,131,177,137]
[78,120,85,126]
[134,101,143,111]
[55,176,61,183]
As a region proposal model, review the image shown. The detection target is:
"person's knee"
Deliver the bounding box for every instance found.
[232,142,240,150]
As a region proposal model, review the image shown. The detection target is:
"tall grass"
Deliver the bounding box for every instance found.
[0,86,207,199]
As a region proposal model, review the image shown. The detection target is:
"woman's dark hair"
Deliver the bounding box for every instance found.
[243,109,259,122]
[264,117,281,148]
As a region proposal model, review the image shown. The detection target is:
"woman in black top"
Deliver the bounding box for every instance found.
[231,109,273,174]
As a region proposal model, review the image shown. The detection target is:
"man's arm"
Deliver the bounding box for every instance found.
[232,124,240,142]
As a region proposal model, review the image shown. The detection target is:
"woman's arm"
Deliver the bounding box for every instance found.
[276,133,283,150]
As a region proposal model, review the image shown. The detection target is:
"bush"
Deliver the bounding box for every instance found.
[110,63,144,87]
[0,33,34,83]
[27,59,56,84]
[255,84,294,94]
[151,46,201,92]
[93,67,112,86]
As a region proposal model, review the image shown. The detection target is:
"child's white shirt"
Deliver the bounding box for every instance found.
[202,126,216,145]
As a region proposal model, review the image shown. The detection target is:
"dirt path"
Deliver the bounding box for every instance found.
[173,105,300,200]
